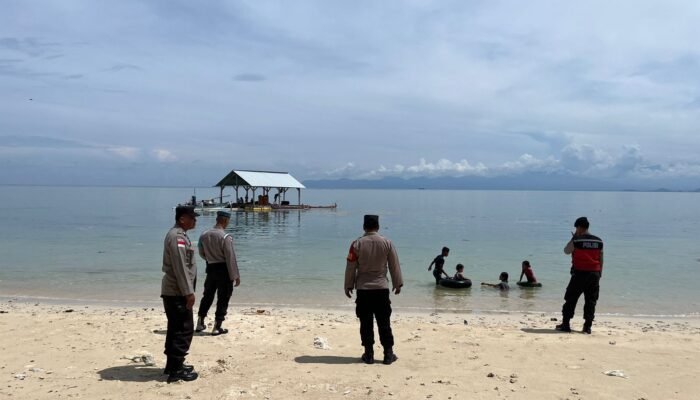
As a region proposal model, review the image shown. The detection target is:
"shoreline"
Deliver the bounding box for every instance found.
[2,295,698,320]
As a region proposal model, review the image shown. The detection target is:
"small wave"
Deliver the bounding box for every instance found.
[2,294,697,318]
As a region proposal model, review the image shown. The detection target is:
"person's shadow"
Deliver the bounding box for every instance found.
[152,329,209,337]
[294,355,359,365]
[98,365,167,382]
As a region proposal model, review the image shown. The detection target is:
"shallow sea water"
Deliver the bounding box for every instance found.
[1,186,698,317]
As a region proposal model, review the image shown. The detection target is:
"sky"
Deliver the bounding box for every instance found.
[2,1,700,188]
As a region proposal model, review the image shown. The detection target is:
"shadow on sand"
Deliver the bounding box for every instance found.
[151,329,209,337]
[98,365,167,382]
[294,355,359,365]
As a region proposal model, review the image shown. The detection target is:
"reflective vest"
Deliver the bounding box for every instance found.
[571,234,603,272]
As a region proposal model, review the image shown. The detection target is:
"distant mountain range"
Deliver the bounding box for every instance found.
[304,173,700,192]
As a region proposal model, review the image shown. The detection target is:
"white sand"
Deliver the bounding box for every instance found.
[1,301,699,399]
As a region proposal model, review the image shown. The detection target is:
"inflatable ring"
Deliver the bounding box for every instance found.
[516,281,542,288]
[439,278,472,289]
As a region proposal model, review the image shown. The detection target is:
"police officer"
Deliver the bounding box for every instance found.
[196,210,241,336]
[556,217,604,334]
[345,215,404,365]
[161,205,199,383]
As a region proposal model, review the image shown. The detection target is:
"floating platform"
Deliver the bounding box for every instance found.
[271,203,337,210]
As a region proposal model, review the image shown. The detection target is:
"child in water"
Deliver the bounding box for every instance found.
[518,260,538,283]
[481,272,509,290]
[428,247,450,285]
[453,264,469,281]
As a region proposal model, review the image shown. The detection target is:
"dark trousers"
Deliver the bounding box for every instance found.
[356,289,394,349]
[197,262,233,322]
[433,269,443,285]
[162,296,194,364]
[562,271,601,322]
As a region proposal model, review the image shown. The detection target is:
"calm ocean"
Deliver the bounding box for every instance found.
[1,186,698,317]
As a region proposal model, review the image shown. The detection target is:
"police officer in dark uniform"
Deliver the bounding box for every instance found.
[556,217,604,334]
[196,210,241,336]
[345,215,404,365]
[160,206,199,383]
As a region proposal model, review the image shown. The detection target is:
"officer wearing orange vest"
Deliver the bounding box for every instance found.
[556,217,604,334]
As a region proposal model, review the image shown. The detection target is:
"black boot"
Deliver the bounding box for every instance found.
[195,316,206,332]
[163,357,194,375]
[163,357,171,375]
[166,358,198,383]
[582,320,592,334]
[211,320,229,336]
[382,347,398,365]
[361,346,374,364]
[167,368,198,383]
[555,318,572,332]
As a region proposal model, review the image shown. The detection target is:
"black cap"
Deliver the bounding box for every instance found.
[176,206,200,219]
[363,214,379,228]
[216,210,231,218]
[574,216,589,229]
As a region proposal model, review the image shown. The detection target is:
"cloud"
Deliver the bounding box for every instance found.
[498,154,559,174]
[3,3,700,186]
[152,148,177,162]
[0,136,142,161]
[0,135,91,149]
[559,144,613,174]
[107,146,140,159]
[518,131,572,151]
[335,143,700,181]
[366,158,488,178]
[233,73,266,82]
[105,63,142,72]
[0,37,60,57]
[0,62,53,79]
[324,162,356,176]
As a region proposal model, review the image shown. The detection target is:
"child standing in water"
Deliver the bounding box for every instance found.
[428,247,450,285]
[518,260,538,284]
[481,272,510,290]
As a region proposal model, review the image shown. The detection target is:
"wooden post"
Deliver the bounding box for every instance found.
[219,186,224,204]
[297,188,301,206]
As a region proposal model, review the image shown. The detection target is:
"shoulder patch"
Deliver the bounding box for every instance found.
[347,242,358,262]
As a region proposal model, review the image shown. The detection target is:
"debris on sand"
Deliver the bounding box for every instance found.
[313,336,331,350]
[603,370,628,379]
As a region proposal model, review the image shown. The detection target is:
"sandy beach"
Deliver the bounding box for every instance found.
[1,300,699,400]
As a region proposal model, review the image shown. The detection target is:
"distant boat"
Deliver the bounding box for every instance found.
[177,194,239,213]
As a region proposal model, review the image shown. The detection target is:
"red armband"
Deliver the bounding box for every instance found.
[346,244,358,262]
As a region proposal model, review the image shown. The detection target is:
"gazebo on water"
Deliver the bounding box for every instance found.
[214,169,306,207]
